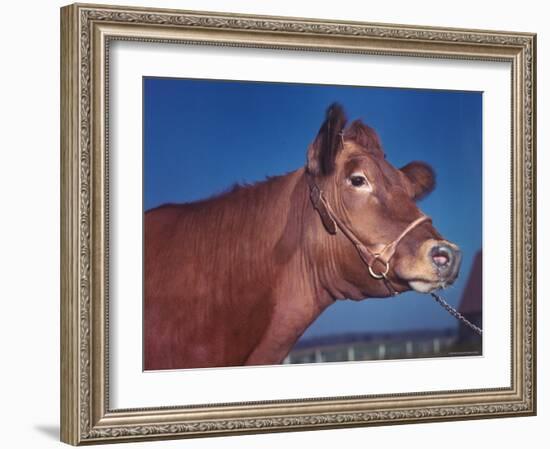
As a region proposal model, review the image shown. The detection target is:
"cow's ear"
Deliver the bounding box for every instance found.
[307,103,347,176]
[401,161,436,200]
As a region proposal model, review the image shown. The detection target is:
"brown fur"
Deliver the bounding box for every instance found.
[401,161,436,200]
[344,119,384,157]
[144,103,458,370]
[144,172,314,369]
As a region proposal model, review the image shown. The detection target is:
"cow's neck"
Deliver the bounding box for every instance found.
[244,169,340,365]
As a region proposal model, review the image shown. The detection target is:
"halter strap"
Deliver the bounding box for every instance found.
[306,173,431,288]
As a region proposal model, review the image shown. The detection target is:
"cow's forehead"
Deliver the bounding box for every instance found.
[341,149,407,188]
[343,120,385,156]
[340,145,389,173]
[342,140,384,159]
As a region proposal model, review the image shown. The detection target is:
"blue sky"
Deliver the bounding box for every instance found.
[143,77,482,338]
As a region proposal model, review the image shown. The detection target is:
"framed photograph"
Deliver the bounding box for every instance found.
[60,3,536,445]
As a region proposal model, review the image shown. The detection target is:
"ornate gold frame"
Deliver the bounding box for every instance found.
[60,3,536,445]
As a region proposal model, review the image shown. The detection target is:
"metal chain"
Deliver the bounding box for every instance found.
[430,292,483,336]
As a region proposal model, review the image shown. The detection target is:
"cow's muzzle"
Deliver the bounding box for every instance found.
[430,243,461,283]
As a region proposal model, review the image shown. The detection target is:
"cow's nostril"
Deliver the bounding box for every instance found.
[430,245,453,268]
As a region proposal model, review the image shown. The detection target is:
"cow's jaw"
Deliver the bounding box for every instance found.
[409,280,442,293]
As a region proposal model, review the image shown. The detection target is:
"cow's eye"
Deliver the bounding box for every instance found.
[351,176,366,187]
[348,173,371,191]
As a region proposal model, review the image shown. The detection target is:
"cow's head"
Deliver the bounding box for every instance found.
[306,103,461,299]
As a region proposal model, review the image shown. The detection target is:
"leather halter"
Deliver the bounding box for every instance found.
[306,172,431,292]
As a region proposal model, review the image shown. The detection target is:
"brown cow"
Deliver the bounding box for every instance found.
[144,104,461,370]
